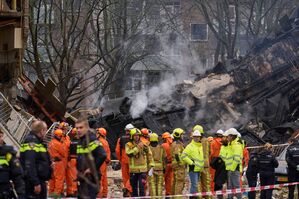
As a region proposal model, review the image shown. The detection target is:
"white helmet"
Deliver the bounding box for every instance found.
[237,132,241,138]
[192,130,202,137]
[225,128,239,136]
[125,123,135,131]
[216,129,224,136]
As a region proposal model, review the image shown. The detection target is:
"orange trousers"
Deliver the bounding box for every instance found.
[51,160,66,195]
[210,168,215,191]
[121,162,132,193]
[66,159,77,195]
[98,162,108,198]
[164,164,173,195]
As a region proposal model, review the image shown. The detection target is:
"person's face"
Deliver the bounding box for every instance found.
[125,130,130,135]
[38,124,48,140]
[0,133,4,144]
[133,134,140,142]
[221,136,228,144]
[193,136,202,143]
[228,135,233,142]
[75,122,88,138]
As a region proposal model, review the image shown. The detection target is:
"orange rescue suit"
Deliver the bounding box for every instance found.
[209,137,222,191]
[161,138,173,195]
[48,136,68,195]
[64,136,77,196]
[115,136,132,194]
[98,136,111,198]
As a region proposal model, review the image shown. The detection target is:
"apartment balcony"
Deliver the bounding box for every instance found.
[0,0,23,18]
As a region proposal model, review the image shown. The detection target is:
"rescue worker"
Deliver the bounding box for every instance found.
[245,150,259,199]
[115,123,134,197]
[209,129,224,191]
[20,120,52,199]
[237,133,249,187]
[96,128,111,198]
[148,133,166,198]
[65,128,78,197]
[171,128,186,197]
[75,118,107,199]
[0,144,25,199]
[258,143,278,199]
[126,128,154,197]
[48,129,68,196]
[286,139,299,199]
[193,125,211,199]
[181,130,204,198]
[140,128,150,146]
[161,132,173,196]
[225,128,243,199]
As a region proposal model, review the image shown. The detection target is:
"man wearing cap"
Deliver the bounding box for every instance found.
[115,124,134,197]
[225,128,243,199]
[209,129,224,191]
[181,130,204,198]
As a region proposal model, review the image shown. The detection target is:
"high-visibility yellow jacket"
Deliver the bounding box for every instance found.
[181,140,204,172]
[219,144,230,166]
[149,145,166,171]
[171,140,185,168]
[125,141,154,173]
[226,138,243,172]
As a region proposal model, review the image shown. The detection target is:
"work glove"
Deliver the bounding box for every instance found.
[296,165,299,171]
[148,167,154,176]
[189,164,195,172]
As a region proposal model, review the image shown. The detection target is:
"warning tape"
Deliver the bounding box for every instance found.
[51,181,299,199]
[247,143,289,149]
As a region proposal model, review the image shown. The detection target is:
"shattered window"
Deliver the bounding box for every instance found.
[190,24,208,41]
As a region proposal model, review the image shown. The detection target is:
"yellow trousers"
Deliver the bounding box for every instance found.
[149,171,164,198]
[172,166,186,199]
[199,168,212,199]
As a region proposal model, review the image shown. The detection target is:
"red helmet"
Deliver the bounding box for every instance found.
[58,122,69,130]
[141,128,149,136]
[54,129,63,137]
[97,128,107,137]
[70,128,77,136]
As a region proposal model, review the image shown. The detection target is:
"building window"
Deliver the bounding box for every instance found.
[126,71,142,91]
[190,24,208,41]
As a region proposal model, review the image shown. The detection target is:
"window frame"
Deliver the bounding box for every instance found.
[190,23,209,41]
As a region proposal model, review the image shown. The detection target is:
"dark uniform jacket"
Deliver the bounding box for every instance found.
[286,142,299,169]
[258,150,278,174]
[210,156,227,186]
[20,132,52,186]
[0,145,25,198]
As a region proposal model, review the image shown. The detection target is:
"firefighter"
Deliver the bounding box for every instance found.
[225,128,243,199]
[20,120,52,199]
[181,130,204,198]
[115,123,134,197]
[246,150,259,199]
[0,144,25,199]
[48,129,68,196]
[286,139,299,199]
[148,133,166,198]
[125,128,154,197]
[258,143,278,199]
[65,128,78,197]
[75,118,107,199]
[193,125,211,199]
[140,128,150,146]
[209,129,224,191]
[161,132,173,196]
[96,128,111,198]
[171,128,186,197]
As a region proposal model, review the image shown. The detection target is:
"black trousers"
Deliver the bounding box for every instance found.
[246,172,257,199]
[130,172,147,197]
[288,168,299,199]
[78,179,98,199]
[260,172,275,199]
[25,181,47,199]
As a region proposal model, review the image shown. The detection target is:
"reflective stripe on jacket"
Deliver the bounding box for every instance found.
[226,138,243,172]
[181,140,204,172]
[171,140,185,168]
[149,145,166,171]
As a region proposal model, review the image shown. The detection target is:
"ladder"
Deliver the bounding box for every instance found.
[0,92,34,149]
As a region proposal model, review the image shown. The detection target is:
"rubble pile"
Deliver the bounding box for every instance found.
[89,9,299,155]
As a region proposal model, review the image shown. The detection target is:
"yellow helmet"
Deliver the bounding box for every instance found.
[149,133,159,142]
[193,125,204,134]
[172,128,185,138]
[129,128,141,139]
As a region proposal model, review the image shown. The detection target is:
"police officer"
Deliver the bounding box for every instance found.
[20,120,52,199]
[0,144,25,199]
[75,118,107,199]
[286,139,299,199]
[258,143,278,199]
[245,150,259,199]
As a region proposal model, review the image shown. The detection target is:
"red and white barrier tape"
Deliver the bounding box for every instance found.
[50,181,299,199]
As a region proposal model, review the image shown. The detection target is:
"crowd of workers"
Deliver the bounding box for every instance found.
[2,118,299,199]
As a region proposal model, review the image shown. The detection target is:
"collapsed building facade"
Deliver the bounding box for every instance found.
[88,9,299,157]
